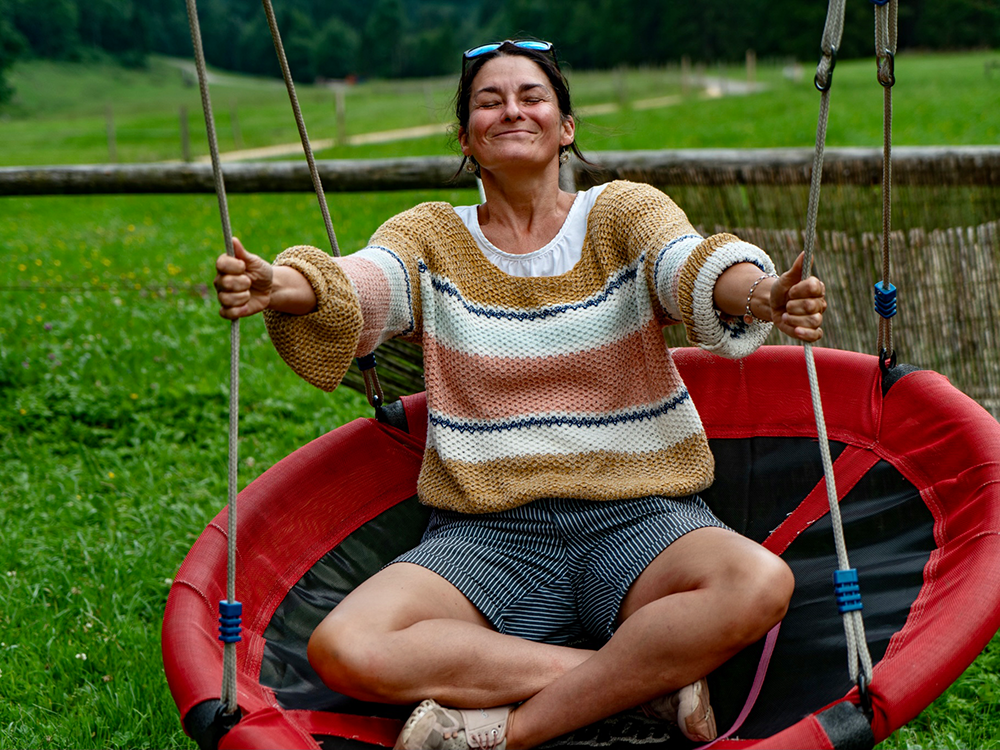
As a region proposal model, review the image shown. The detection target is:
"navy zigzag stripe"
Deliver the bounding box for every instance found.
[429,390,691,434]
[418,261,640,322]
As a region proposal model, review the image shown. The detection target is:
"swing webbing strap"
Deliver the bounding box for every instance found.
[694,624,781,750]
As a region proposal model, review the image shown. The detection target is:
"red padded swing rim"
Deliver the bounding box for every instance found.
[162,346,1000,749]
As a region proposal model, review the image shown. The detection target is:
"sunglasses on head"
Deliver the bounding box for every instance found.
[462,40,556,75]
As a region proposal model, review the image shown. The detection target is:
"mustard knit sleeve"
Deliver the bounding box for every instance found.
[262,245,363,393]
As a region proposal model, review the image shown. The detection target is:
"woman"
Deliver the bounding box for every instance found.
[214,40,826,750]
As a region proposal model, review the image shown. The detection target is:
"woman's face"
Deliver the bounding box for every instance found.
[459,54,575,178]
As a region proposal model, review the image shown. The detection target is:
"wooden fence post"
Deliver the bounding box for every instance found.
[615,65,628,109]
[335,86,347,146]
[106,106,117,164]
[180,106,191,163]
[231,103,243,150]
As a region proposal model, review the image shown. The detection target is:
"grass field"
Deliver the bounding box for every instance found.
[2,49,999,749]
[3,51,999,166]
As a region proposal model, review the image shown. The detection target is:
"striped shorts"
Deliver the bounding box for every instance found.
[390,495,729,646]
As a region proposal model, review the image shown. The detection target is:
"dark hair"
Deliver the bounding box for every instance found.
[454,41,586,177]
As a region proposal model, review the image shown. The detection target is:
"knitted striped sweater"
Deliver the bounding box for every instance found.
[264,180,774,513]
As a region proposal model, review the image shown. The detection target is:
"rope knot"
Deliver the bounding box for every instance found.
[876,50,896,87]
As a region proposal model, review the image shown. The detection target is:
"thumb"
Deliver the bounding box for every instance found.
[785,251,806,285]
[232,236,249,261]
[232,237,264,273]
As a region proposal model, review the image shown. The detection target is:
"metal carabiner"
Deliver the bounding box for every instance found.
[814,46,838,92]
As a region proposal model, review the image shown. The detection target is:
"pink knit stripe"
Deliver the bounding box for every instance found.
[339,255,392,355]
[422,322,685,420]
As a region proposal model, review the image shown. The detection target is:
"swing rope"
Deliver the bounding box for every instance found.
[875,0,900,368]
[183,0,242,716]
[259,0,385,407]
[259,0,340,258]
[802,0,877,708]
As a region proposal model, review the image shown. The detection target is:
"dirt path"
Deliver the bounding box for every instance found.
[191,74,766,163]
[197,123,452,163]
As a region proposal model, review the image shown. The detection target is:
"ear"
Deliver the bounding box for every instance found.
[560,116,576,148]
[458,126,472,156]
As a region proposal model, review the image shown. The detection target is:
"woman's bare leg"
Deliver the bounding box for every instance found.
[311,528,793,750]
[307,562,593,708]
[503,528,794,749]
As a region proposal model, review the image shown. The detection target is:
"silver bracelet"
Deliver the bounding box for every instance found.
[743,273,778,325]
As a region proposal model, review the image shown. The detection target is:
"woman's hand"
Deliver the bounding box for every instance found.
[214,238,274,320]
[768,252,827,343]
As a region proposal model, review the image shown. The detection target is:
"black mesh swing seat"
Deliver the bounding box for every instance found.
[163,345,1000,749]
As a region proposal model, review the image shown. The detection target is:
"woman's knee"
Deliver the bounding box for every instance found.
[307,612,387,698]
[726,548,795,640]
[755,551,795,619]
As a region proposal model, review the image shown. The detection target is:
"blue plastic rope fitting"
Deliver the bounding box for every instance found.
[356,354,377,371]
[218,600,243,643]
[874,281,897,319]
[870,0,890,5]
[833,569,864,614]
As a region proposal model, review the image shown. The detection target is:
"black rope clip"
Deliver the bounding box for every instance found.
[879,347,897,374]
[814,46,838,92]
[877,50,896,88]
[857,671,875,722]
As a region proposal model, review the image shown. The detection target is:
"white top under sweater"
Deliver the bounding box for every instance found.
[453,185,608,278]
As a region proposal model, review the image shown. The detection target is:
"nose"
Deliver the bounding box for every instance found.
[501,96,523,121]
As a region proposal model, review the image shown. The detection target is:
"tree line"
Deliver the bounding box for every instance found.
[2,0,998,104]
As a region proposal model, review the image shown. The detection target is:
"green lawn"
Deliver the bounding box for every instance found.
[1,49,999,750]
[3,51,998,166]
[0,190,466,749]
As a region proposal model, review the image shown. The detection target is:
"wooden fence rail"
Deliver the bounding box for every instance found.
[2,146,999,196]
[4,147,997,418]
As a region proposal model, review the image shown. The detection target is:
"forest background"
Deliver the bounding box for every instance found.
[2,0,1000,103]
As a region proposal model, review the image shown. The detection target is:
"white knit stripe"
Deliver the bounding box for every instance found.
[653,233,703,320]
[689,240,775,359]
[420,264,655,360]
[426,391,704,463]
[350,245,415,336]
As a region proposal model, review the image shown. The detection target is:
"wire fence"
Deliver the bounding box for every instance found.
[657,180,1000,419]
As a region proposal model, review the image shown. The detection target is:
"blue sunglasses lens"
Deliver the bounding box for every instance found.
[463,40,554,60]
[464,43,502,59]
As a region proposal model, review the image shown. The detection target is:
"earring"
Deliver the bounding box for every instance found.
[465,157,478,174]
[559,149,570,165]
